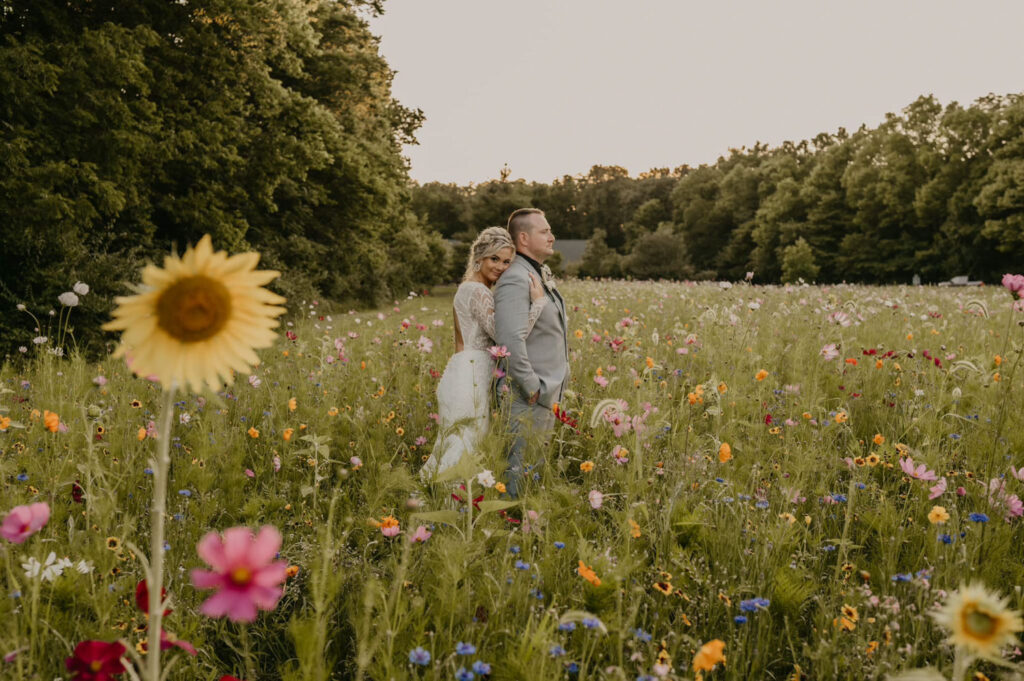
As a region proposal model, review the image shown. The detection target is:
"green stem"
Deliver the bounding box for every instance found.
[145,388,176,681]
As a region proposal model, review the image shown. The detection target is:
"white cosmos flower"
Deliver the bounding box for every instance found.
[16,303,26,311]
[476,470,496,488]
[73,282,89,295]
[23,552,64,582]
[74,560,93,574]
[32,336,47,345]
[57,292,79,307]
[18,346,27,353]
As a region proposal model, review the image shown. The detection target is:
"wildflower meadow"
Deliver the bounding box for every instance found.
[3,258,1024,680]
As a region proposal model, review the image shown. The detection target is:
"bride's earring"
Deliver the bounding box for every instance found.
[473,262,481,272]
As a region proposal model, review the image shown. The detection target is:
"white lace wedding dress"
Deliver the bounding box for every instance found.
[421,281,545,479]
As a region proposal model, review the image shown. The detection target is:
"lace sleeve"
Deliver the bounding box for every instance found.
[470,284,547,342]
[468,284,498,340]
[526,296,547,333]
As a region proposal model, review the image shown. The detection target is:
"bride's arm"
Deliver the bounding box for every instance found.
[470,284,545,341]
[453,304,464,352]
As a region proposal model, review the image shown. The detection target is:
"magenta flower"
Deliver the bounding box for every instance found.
[1,502,50,544]
[820,343,839,361]
[1011,466,1024,482]
[929,477,947,500]
[488,345,510,360]
[899,456,937,482]
[594,375,608,388]
[191,526,287,622]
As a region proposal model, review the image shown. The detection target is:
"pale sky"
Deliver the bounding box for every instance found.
[368,1,1024,185]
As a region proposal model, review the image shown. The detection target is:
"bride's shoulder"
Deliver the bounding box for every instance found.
[456,281,490,296]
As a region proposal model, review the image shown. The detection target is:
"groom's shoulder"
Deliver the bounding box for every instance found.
[497,260,530,285]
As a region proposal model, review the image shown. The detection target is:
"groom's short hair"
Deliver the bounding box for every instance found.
[507,208,545,244]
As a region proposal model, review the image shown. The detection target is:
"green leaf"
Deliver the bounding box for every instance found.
[411,510,461,526]
[433,452,481,484]
[476,500,518,515]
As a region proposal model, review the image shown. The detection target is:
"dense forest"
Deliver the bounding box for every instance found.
[411,93,1024,284]
[0,0,446,352]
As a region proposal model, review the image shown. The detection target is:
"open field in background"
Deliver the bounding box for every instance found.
[2,280,1024,680]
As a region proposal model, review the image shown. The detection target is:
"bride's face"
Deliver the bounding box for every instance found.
[479,247,514,284]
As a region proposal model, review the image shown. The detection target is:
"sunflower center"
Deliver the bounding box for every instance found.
[156,275,232,343]
[963,605,997,637]
[230,567,252,586]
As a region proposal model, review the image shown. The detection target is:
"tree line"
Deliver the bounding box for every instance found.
[411,93,1024,284]
[1,0,446,354]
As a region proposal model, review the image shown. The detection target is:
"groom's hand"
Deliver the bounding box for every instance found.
[528,389,540,405]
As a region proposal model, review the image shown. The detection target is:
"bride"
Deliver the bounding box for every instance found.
[421,227,545,479]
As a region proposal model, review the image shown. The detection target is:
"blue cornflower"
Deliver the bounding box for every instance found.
[633,628,652,643]
[855,482,866,490]
[949,433,961,440]
[530,588,544,600]
[408,647,431,665]
[567,662,580,673]
[549,644,566,657]
[734,615,748,624]
[582,617,602,629]
[178,489,192,497]
[892,573,913,582]
[832,494,847,503]
[509,545,520,554]
[739,597,770,612]
[722,497,734,504]
[939,534,953,544]
[455,667,474,681]
[715,477,725,483]
[822,545,836,552]
[738,494,751,501]
[143,468,153,475]
[558,622,577,632]
[472,661,492,675]
[554,541,565,549]
[173,513,184,521]
[16,473,28,482]
[455,642,476,656]
[514,560,530,570]
[969,513,989,523]
[755,500,770,509]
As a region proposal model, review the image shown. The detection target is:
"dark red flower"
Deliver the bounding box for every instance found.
[71,481,85,504]
[220,677,245,681]
[286,331,297,341]
[764,414,773,425]
[65,640,126,680]
[135,579,171,616]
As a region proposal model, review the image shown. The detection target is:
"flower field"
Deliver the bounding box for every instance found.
[3,276,1024,680]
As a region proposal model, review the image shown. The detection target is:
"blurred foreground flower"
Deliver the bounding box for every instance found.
[1,502,50,544]
[191,526,288,622]
[65,640,126,680]
[932,582,1023,660]
[103,235,286,393]
[692,639,725,681]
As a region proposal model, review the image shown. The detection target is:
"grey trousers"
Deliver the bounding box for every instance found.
[504,396,556,498]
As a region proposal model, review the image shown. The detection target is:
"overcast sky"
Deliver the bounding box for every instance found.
[368,1,1024,185]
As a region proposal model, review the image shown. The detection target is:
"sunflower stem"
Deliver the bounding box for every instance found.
[145,387,176,681]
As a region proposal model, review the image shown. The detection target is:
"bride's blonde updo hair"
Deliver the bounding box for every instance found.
[463,227,515,281]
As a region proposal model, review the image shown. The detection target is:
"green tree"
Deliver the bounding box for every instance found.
[622,223,691,280]
[781,237,820,283]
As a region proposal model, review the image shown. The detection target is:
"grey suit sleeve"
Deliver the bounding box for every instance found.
[494,267,541,399]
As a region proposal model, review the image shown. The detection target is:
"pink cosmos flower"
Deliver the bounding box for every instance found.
[928,477,947,500]
[488,345,510,360]
[1001,273,1024,297]
[1010,466,1024,482]
[191,526,288,622]
[611,445,629,464]
[899,456,938,482]
[410,525,432,543]
[521,509,543,535]
[588,490,604,510]
[417,336,433,354]
[1,502,50,544]
[820,343,839,361]
[594,375,608,388]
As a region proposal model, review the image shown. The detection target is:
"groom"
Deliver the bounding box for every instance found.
[494,208,569,497]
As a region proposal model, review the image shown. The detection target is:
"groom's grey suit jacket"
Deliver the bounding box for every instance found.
[494,257,569,409]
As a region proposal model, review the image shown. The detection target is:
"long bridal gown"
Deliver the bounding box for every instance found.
[421,281,545,479]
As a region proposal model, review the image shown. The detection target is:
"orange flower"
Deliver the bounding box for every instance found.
[494,482,506,494]
[137,427,147,441]
[629,518,641,538]
[285,565,300,578]
[845,358,858,365]
[580,460,594,473]
[872,433,885,445]
[994,372,1001,382]
[802,411,812,419]
[247,427,259,438]
[755,369,768,381]
[0,415,10,431]
[692,639,726,680]
[645,357,655,369]
[718,442,732,463]
[328,407,339,416]
[288,397,297,411]
[875,359,884,369]
[282,428,294,442]
[995,355,1003,367]
[577,560,601,586]
[834,412,848,424]
[43,410,60,433]
[717,382,727,394]
[574,329,584,339]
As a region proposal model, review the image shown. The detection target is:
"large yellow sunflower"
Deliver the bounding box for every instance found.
[103,235,286,393]
[932,582,1023,659]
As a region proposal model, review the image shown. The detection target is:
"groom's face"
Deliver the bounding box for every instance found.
[520,215,555,262]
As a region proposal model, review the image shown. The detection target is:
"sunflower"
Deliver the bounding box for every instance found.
[933,582,1024,659]
[103,235,286,394]
[653,581,674,596]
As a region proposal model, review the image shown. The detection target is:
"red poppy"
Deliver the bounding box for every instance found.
[135,579,172,616]
[65,640,126,680]
[71,481,85,504]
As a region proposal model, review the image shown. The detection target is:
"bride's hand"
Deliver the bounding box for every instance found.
[528,273,545,301]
